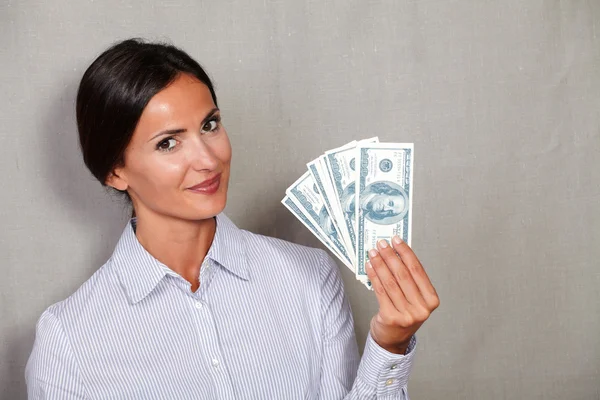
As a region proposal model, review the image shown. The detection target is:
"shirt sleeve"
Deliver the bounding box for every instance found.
[25,309,88,399]
[318,250,416,400]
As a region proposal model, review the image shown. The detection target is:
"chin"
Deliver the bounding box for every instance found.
[177,184,228,219]
[192,196,227,220]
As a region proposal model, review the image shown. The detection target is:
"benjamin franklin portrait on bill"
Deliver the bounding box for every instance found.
[341,181,409,226]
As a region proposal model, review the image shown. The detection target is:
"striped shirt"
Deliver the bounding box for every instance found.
[25,213,416,399]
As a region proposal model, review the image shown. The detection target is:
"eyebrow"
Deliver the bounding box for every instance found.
[148,107,220,142]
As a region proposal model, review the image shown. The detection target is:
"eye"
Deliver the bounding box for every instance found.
[157,137,177,152]
[201,116,221,133]
[389,200,394,207]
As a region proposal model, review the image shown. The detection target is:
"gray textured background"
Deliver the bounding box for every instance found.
[1,0,599,398]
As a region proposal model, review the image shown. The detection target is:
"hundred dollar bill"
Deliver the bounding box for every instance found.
[307,157,347,250]
[325,137,379,261]
[355,143,413,282]
[281,196,353,270]
[307,147,356,264]
[285,171,354,270]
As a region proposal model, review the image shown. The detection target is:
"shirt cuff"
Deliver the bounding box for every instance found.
[356,333,417,397]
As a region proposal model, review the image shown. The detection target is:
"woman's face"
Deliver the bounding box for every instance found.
[107,73,232,222]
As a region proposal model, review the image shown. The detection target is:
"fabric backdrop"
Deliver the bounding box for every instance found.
[1,0,598,398]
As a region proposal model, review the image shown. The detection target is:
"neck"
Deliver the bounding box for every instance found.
[134,210,217,291]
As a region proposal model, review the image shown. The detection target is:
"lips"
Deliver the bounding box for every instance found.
[188,173,221,194]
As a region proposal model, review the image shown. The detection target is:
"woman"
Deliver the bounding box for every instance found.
[25,38,439,399]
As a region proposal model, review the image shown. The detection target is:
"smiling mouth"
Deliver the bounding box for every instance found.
[187,173,221,194]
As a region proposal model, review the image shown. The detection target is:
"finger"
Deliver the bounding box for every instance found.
[376,239,427,310]
[365,259,397,316]
[366,258,410,326]
[368,248,410,312]
[392,236,440,310]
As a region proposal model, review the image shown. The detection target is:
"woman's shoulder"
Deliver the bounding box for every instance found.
[241,229,326,260]
[37,261,117,328]
[240,229,339,281]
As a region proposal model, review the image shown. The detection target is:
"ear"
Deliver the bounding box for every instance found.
[105,167,129,192]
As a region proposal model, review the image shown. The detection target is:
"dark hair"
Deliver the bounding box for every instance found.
[76,38,218,195]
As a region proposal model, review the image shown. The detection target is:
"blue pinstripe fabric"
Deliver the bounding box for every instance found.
[25,213,416,399]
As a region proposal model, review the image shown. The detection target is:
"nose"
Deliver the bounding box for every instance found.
[188,138,219,172]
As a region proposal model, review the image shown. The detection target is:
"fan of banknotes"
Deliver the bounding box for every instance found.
[282,137,414,289]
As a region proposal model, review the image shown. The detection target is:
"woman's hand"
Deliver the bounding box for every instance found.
[365,236,440,354]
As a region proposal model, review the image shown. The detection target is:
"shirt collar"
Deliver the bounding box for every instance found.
[112,212,249,304]
[206,213,250,282]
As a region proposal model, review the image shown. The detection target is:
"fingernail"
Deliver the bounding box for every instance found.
[378,239,389,248]
[368,249,378,258]
[366,260,372,269]
[393,235,403,245]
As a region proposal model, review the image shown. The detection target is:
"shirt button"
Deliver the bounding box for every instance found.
[212,358,220,367]
[390,364,398,370]
[195,302,203,309]
[385,379,394,386]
